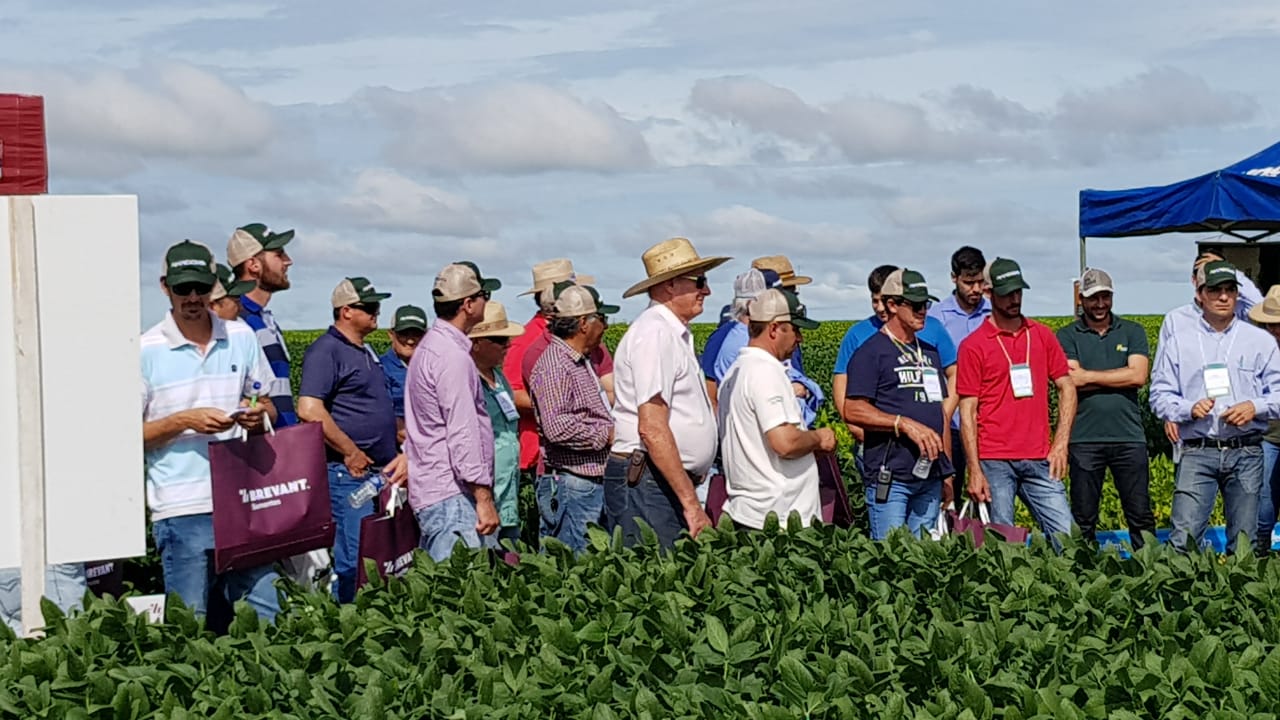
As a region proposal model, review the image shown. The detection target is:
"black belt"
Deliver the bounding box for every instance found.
[1183,435,1263,450]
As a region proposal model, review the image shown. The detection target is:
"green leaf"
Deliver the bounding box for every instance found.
[706,616,729,655]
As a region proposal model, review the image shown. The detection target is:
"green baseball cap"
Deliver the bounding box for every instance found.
[331,277,392,308]
[392,304,429,332]
[163,240,217,286]
[227,223,294,267]
[1196,260,1239,289]
[983,257,1031,296]
[455,260,501,293]
[748,288,820,330]
[210,263,257,301]
[880,268,939,303]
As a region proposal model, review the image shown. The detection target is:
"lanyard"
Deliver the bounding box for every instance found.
[992,320,1031,368]
[1196,323,1238,369]
[883,327,925,367]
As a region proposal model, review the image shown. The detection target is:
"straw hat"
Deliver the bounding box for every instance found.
[622,237,731,299]
[751,255,812,286]
[1249,285,1280,324]
[469,301,525,338]
[520,258,596,296]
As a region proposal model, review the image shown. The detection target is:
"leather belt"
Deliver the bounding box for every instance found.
[1183,434,1263,450]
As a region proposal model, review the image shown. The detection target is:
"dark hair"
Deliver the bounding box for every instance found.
[951,246,986,275]
[748,321,770,338]
[332,307,342,321]
[533,290,545,309]
[882,296,905,310]
[434,298,464,320]
[549,315,582,339]
[868,265,899,294]
[232,261,250,280]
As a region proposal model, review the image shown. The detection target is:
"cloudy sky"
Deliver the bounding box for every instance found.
[4,0,1278,328]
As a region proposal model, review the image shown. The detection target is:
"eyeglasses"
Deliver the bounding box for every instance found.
[682,275,708,290]
[590,313,609,326]
[172,282,213,297]
[350,302,381,316]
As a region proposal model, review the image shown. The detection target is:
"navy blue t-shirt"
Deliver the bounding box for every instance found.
[299,326,399,465]
[846,331,954,481]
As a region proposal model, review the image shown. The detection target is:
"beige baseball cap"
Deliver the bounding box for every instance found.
[748,288,819,329]
[433,261,501,303]
[1079,268,1114,297]
[550,281,621,318]
[226,223,294,267]
[331,277,392,308]
[469,301,525,338]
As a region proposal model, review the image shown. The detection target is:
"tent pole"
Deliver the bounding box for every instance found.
[1079,236,1087,273]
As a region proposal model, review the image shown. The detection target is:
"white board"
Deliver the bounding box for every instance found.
[0,201,20,567]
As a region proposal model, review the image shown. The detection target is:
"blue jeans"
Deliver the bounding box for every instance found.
[415,493,498,562]
[0,563,87,634]
[1258,441,1280,551]
[536,470,604,554]
[602,455,688,549]
[980,459,1073,546]
[1171,445,1262,555]
[327,462,377,604]
[865,477,941,540]
[153,514,280,622]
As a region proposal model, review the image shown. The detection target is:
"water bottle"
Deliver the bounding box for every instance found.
[347,473,386,508]
[911,455,933,479]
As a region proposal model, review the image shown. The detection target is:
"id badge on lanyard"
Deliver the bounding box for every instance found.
[1010,364,1034,398]
[1203,363,1232,399]
[495,390,520,421]
[921,367,944,402]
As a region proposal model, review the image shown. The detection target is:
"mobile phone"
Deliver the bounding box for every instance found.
[875,466,893,504]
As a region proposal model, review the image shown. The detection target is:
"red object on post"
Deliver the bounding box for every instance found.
[0,94,49,195]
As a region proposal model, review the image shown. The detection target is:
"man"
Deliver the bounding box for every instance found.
[1150,260,1280,555]
[957,257,1076,545]
[209,263,257,321]
[607,237,730,547]
[844,269,954,538]
[297,277,399,603]
[718,288,835,530]
[1250,286,1280,553]
[528,282,620,552]
[406,262,503,560]
[0,564,86,635]
[1056,268,1155,549]
[928,246,991,487]
[229,222,298,426]
[751,254,812,373]
[469,302,526,544]
[505,259,614,478]
[141,240,279,620]
[381,304,428,445]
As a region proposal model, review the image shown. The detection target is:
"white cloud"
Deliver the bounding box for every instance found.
[362,82,653,174]
[639,204,871,256]
[337,168,492,237]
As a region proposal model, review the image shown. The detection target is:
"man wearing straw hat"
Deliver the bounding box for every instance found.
[751,254,812,372]
[607,238,731,547]
[1249,285,1280,553]
[469,302,526,544]
[406,262,504,560]
[529,282,621,552]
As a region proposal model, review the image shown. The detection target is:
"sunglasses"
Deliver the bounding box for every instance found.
[906,299,932,313]
[591,313,610,326]
[469,289,492,302]
[682,275,708,290]
[481,336,511,346]
[350,302,381,316]
[172,282,213,297]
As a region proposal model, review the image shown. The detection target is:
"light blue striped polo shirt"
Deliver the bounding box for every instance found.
[141,311,275,521]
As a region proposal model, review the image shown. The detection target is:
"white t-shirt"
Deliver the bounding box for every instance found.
[612,302,718,477]
[716,346,820,529]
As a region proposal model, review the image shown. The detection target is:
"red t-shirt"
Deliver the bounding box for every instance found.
[504,312,615,470]
[955,318,1068,460]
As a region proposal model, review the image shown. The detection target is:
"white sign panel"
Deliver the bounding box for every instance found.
[0,200,19,567]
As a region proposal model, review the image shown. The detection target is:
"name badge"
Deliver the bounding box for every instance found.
[921,367,943,403]
[1203,363,1232,399]
[1010,363,1034,398]
[495,390,520,421]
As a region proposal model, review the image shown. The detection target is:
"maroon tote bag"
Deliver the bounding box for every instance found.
[948,500,1029,548]
[356,486,421,588]
[209,421,334,573]
[704,451,853,528]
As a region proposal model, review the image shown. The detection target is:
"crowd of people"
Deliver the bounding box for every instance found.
[6,227,1280,633]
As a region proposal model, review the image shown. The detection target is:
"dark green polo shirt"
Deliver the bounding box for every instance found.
[1056,315,1150,444]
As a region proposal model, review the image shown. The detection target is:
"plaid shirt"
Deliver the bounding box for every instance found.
[528,336,613,477]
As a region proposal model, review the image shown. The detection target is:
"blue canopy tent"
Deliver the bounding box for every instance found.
[1078,141,1280,272]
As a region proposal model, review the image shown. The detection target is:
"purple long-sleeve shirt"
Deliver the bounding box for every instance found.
[405,319,494,511]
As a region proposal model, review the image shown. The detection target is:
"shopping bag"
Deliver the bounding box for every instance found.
[704,472,728,526]
[209,419,333,573]
[84,560,125,598]
[816,451,854,528]
[356,484,420,588]
[948,500,1029,547]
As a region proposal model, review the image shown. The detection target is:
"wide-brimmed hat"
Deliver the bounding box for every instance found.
[1249,285,1280,324]
[469,301,525,338]
[622,237,731,299]
[210,263,256,301]
[520,258,596,296]
[751,255,812,287]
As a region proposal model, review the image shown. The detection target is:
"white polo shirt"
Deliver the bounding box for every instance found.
[611,302,717,477]
[717,346,820,529]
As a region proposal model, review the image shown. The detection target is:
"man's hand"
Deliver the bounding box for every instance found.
[1191,398,1216,420]
[383,453,408,486]
[475,495,500,535]
[234,402,266,432]
[815,427,837,453]
[1048,444,1068,481]
[1068,367,1093,388]
[791,382,810,399]
[396,428,407,446]
[967,468,991,502]
[1222,401,1257,427]
[941,475,955,508]
[1164,420,1180,444]
[684,504,712,539]
[1194,252,1224,273]
[185,408,235,435]
[344,449,373,477]
[902,418,943,460]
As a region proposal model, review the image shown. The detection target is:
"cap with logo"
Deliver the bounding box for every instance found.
[733,268,782,300]
[331,277,392,308]
[433,261,501,302]
[748,288,819,330]
[521,258,596,296]
[550,281,621,318]
[983,257,1031,297]
[879,268,939,303]
[1196,260,1239,289]
[164,240,218,287]
[391,304,428,332]
[210,263,257,301]
[1079,268,1114,297]
[226,223,294,267]
[469,301,526,339]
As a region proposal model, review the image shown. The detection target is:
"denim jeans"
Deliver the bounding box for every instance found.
[1067,443,1155,549]
[152,514,281,622]
[327,462,377,604]
[602,455,688,549]
[980,459,1073,546]
[1170,445,1262,555]
[864,477,941,540]
[415,493,498,562]
[536,470,604,554]
[1258,441,1280,552]
[0,563,87,634]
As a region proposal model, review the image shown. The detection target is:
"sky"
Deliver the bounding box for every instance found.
[3,0,1279,328]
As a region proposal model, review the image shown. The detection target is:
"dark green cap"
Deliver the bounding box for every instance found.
[983,257,1031,296]
[881,268,939,303]
[211,263,257,300]
[227,223,294,267]
[748,288,819,330]
[164,240,217,286]
[331,276,392,308]
[1196,260,1238,289]
[392,304,429,332]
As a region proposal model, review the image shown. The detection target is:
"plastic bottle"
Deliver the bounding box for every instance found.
[347,472,386,508]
